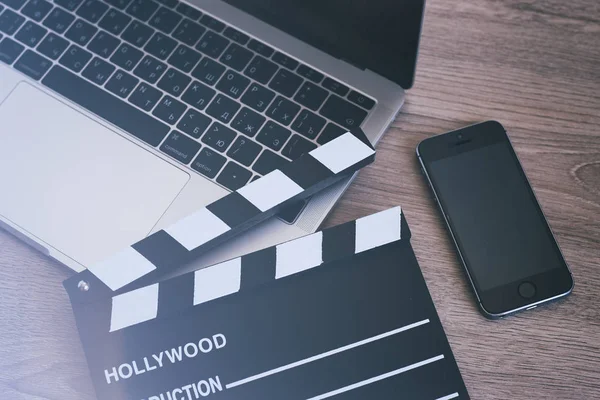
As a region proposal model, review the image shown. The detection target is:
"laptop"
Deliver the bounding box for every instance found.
[0,0,425,273]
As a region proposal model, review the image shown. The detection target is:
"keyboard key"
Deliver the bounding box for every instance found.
[14,49,50,79]
[87,31,120,58]
[227,136,261,166]
[103,0,132,10]
[160,130,201,164]
[0,36,23,64]
[191,56,224,85]
[149,6,181,34]
[282,134,317,161]
[240,83,274,112]
[0,9,24,35]
[196,30,228,58]
[220,42,252,71]
[145,32,176,60]
[42,65,169,146]
[0,0,26,9]
[202,121,235,152]
[317,123,346,145]
[128,81,161,111]
[223,26,248,45]
[37,32,68,59]
[176,2,201,21]
[110,42,142,70]
[216,69,249,99]
[134,54,166,83]
[65,19,97,46]
[43,7,74,34]
[268,69,303,97]
[348,90,375,110]
[167,44,200,72]
[266,95,300,126]
[82,56,115,85]
[321,77,349,97]
[99,8,131,35]
[291,109,326,140]
[272,51,298,70]
[319,94,367,129]
[21,0,52,22]
[76,0,108,24]
[105,69,138,98]
[217,161,251,191]
[157,67,191,97]
[191,147,225,179]
[252,149,289,175]
[15,20,47,47]
[297,64,323,83]
[59,44,91,72]
[121,20,153,47]
[126,0,158,22]
[247,38,273,58]
[256,121,291,151]
[181,80,214,110]
[230,107,265,137]
[153,95,186,124]
[199,14,224,32]
[205,93,239,124]
[172,18,205,46]
[294,81,328,111]
[177,108,211,138]
[244,55,277,84]
[54,0,83,12]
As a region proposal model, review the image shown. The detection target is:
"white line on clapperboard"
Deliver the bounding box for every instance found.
[436,393,460,400]
[225,319,435,392]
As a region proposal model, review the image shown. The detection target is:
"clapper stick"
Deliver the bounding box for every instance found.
[68,207,410,332]
[64,129,375,300]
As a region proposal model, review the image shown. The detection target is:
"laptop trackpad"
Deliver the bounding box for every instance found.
[0,83,189,267]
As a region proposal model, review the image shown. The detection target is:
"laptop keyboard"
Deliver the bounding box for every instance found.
[0,0,376,192]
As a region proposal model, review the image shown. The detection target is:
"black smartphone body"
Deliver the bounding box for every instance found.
[417,121,573,318]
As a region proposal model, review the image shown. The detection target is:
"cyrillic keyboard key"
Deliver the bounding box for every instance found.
[247,38,273,58]
[256,121,291,151]
[15,20,47,47]
[126,0,158,22]
[104,0,132,10]
[1,0,26,10]
[37,32,69,60]
[227,136,261,166]
[21,0,52,22]
[87,31,120,58]
[0,9,25,35]
[153,95,186,125]
[244,55,277,84]
[317,123,346,145]
[196,30,228,58]
[82,56,115,85]
[172,18,204,46]
[160,130,201,165]
[111,42,142,70]
[294,81,328,111]
[144,31,177,60]
[223,27,248,45]
[230,107,265,137]
[265,95,300,126]
[291,109,326,140]
[281,134,316,161]
[217,161,251,191]
[176,3,202,21]
[272,51,298,70]
[43,8,75,34]
[205,93,239,124]
[191,56,225,85]
[76,0,109,24]
[220,42,252,71]
[54,0,83,12]
[348,90,375,110]
[240,83,275,112]
[177,108,211,138]
[216,69,249,99]
[201,121,236,152]
[105,69,138,98]
[133,54,166,83]
[98,8,131,35]
[168,44,200,72]
[181,80,215,110]
[129,81,162,111]
[59,44,92,72]
[319,94,367,130]
[14,49,50,79]
[65,19,97,46]
[121,20,153,47]
[42,65,169,146]
[191,147,225,179]
[252,149,289,176]
[199,14,224,32]
[149,6,182,34]
[157,67,191,97]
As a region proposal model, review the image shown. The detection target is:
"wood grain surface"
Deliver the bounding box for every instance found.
[1,0,599,399]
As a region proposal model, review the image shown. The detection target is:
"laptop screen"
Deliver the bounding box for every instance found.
[222,0,425,89]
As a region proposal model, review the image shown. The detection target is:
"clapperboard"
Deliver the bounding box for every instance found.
[65,207,469,400]
[64,129,376,300]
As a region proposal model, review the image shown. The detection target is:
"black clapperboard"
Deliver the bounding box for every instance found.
[66,207,469,400]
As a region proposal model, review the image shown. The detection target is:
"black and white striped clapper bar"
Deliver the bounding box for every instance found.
[66,207,470,400]
[65,129,375,298]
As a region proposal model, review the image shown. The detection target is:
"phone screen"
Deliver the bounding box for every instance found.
[429,141,564,291]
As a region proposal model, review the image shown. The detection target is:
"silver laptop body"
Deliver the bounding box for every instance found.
[0,0,424,273]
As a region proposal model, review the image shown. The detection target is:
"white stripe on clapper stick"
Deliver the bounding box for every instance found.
[238,170,303,212]
[305,354,445,400]
[225,319,430,389]
[355,206,402,254]
[309,132,375,174]
[110,284,159,332]
[164,208,230,251]
[436,393,460,400]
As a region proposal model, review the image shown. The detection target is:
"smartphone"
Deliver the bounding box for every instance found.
[417,121,573,318]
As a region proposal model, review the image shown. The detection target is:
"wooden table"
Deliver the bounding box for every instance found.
[1,0,599,398]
